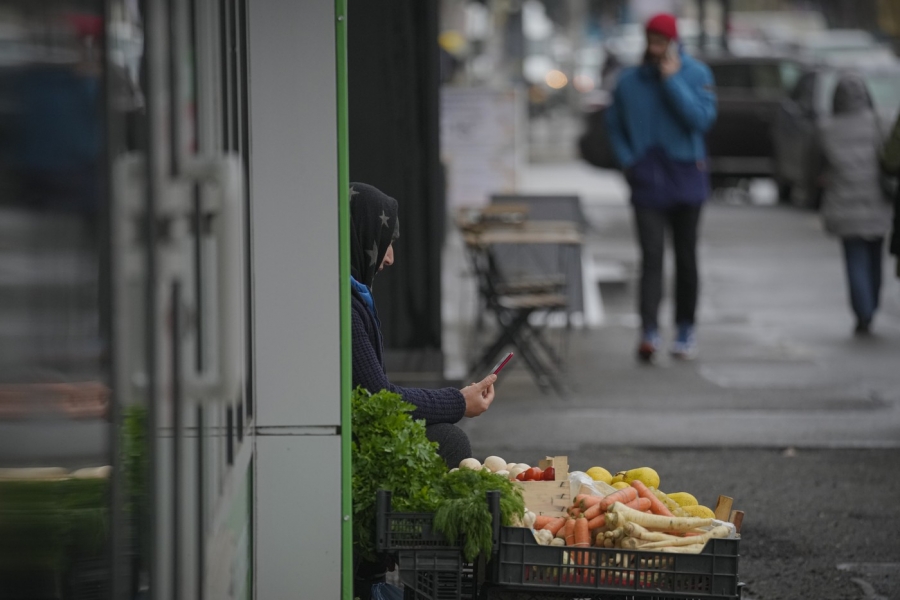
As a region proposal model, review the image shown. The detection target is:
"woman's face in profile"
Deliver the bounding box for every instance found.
[379,243,394,272]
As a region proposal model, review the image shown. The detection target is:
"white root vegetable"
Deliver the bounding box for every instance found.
[638,525,731,549]
[623,522,684,543]
[514,463,531,471]
[609,502,713,531]
[506,462,517,471]
[449,468,459,473]
[459,458,482,471]
[647,544,706,554]
[494,470,510,478]
[534,529,554,545]
[550,537,566,547]
[523,510,536,529]
[483,456,507,473]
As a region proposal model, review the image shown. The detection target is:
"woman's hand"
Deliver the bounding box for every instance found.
[461,374,497,418]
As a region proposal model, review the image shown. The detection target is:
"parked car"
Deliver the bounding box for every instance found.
[772,64,900,207]
[787,29,898,68]
[703,56,804,186]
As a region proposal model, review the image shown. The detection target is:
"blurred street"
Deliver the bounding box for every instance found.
[451,162,900,449]
[447,161,900,599]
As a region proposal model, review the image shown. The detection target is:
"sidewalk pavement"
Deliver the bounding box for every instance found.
[445,163,900,451]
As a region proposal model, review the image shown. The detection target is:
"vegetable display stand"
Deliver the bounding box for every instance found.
[375,490,500,600]
[485,526,741,600]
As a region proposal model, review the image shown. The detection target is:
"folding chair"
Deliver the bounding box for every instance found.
[463,236,569,397]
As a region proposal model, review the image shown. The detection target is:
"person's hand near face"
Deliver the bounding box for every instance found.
[645,32,680,79]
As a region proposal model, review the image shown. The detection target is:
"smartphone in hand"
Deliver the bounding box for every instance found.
[487,352,514,378]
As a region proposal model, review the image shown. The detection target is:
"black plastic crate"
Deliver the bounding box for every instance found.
[376,490,500,600]
[375,490,459,551]
[397,549,478,600]
[489,527,740,600]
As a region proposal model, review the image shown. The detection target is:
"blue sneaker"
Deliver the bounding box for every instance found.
[670,324,697,360]
[637,329,661,363]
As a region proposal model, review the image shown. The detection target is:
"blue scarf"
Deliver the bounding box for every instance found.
[350,276,379,324]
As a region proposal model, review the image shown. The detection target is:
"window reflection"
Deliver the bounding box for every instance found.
[0,1,144,597]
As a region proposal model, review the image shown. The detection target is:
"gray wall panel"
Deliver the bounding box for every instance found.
[255,435,342,599]
[248,0,340,427]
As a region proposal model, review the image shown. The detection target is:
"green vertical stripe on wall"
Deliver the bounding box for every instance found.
[335,0,352,598]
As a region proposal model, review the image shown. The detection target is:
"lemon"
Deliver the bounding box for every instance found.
[622,467,660,489]
[585,466,613,484]
[681,505,715,518]
[667,492,699,507]
[610,472,626,484]
[611,481,630,490]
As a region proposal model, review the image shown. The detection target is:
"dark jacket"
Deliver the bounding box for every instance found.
[882,113,900,257]
[606,48,717,208]
[351,288,465,425]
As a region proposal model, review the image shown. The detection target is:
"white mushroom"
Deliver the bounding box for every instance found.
[459,458,482,471]
[483,456,507,473]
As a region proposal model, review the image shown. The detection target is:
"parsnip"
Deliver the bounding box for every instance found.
[639,525,731,549]
[608,502,713,531]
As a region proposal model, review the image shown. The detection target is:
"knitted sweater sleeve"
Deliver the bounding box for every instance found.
[351,305,466,425]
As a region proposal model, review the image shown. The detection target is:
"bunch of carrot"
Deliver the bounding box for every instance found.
[530,480,728,553]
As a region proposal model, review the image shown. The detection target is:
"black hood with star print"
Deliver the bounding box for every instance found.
[349,182,400,288]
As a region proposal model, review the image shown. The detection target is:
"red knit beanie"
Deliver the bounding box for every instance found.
[646,14,678,40]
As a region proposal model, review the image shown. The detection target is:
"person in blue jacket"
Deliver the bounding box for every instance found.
[605,13,717,362]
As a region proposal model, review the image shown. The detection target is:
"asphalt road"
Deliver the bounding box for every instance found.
[452,165,900,599]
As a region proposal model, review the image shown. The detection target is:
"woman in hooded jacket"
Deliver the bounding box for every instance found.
[880,107,900,278]
[348,182,496,468]
[818,74,893,335]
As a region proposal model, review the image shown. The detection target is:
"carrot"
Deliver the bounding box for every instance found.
[568,506,582,518]
[577,495,604,510]
[623,497,652,512]
[573,517,590,547]
[534,515,554,530]
[586,513,606,530]
[541,517,567,536]
[631,480,674,516]
[586,486,638,519]
[564,518,577,546]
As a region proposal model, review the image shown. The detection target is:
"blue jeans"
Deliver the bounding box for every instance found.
[841,237,884,325]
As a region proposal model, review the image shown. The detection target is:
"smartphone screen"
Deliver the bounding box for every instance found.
[488,352,514,378]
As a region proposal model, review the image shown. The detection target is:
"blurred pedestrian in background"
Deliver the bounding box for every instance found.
[605,14,717,363]
[881,111,900,279]
[817,74,893,336]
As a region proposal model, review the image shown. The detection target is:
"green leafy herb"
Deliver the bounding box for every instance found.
[351,387,447,561]
[432,468,525,561]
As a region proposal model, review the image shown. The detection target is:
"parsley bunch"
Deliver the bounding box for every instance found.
[432,468,525,561]
[352,388,447,561]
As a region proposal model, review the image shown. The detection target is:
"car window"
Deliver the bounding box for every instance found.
[791,72,817,112]
[710,64,752,90]
[864,72,900,114]
[779,62,801,94]
[752,64,784,96]
[814,71,838,116]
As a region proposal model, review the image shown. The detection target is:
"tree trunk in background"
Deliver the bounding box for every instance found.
[347,0,447,381]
